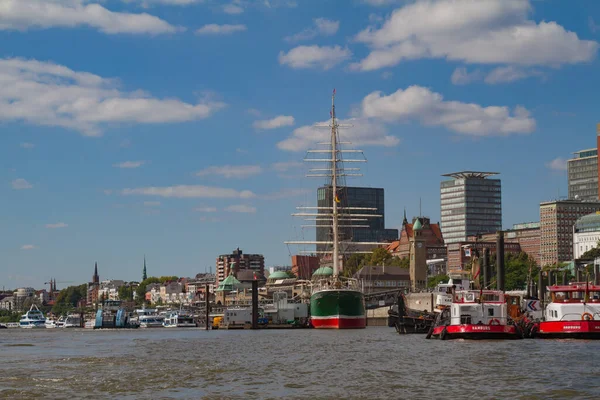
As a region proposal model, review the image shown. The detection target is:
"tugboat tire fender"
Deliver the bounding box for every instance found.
[489,318,501,326]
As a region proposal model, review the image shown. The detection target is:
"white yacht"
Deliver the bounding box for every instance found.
[44,319,57,329]
[163,310,196,328]
[19,304,46,328]
[63,314,82,328]
[139,314,165,328]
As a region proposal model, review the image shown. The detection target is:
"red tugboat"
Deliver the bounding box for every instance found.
[429,289,522,340]
[535,282,600,339]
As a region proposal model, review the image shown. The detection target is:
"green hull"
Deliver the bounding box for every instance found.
[310,289,366,329]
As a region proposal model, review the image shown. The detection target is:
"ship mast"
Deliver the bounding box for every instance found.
[331,90,339,277]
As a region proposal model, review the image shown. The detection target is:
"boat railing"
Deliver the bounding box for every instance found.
[555,312,600,321]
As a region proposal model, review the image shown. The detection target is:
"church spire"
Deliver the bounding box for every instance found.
[402,207,408,225]
[142,255,147,281]
[93,262,99,284]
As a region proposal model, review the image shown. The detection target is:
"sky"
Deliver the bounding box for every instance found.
[2,0,600,290]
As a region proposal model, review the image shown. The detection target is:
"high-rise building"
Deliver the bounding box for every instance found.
[316,186,398,252]
[540,200,600,266]
[440,171,502,244]
[567,148,598,201]
[215,248,265,286]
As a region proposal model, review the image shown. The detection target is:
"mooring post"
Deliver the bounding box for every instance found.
[496,231,505,291]
[251,279,258,330]
[205,283,210,330]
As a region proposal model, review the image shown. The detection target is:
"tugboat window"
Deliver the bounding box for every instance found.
[487,308,494,316]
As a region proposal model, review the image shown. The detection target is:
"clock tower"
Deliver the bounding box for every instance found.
[409,217,428,291]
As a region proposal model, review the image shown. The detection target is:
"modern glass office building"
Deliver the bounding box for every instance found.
[567,148,598,201]
[440,171,502,244]
[316,186,398,252]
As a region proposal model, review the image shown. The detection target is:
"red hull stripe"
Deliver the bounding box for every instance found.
[311,317,366,329]
[539,321,600,334]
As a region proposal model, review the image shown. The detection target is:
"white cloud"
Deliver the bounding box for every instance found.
[0,0,181,35]
[352,0,598,71]
[223,4,244,14]
[194,206,217,212]
[0,58,225,136]
[225,204,257,213]
[21,244,35,250]
[143,201,161,206]
[46,222,68,229]
[451,67,483,85]
[360,85,535,136]
[12,178,33,189]
[484,66,542,84]
[272,161,303,172]
[279,45,352,70]
[284,17,339,42]
[195,24,246,35]
[113,161,145,168]
[253,115,295,129]
[546,157,568,171]
[196,165,263,179]
[122,185,255,198]
[20,142,35,149]
[122,0,204,5]
[362,0,399,5]
[278,117,398,152]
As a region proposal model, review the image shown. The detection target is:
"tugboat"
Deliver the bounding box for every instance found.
[429,289,522,340]
[535,282,600,339]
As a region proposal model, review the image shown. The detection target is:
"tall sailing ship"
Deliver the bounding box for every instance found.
[286,90,387,329]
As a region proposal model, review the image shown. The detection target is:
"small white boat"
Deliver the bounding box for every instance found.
[19,304,46,328]
[163,310,196,328]
[139,314,165,328]
[63,314,82,328]
[45,319,57,329]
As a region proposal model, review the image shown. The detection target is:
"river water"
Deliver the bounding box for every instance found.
[1,327,599,399]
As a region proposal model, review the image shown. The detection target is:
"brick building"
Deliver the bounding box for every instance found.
[467,222,541,266]
[291,255,320,280]
[540,200,600,267]
[215,248,265,286]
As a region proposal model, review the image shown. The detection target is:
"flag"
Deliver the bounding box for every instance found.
[333,88,336,95]
[330,110,333,117]
[334,194,341,203]
[464,248,471,257]
[253,271,257,281]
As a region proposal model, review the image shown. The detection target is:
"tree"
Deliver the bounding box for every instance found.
[52,284,88,315]
[581,239,600,260]
[136,277,161,304]
[370,248,393,266]
[343,253,369,277]
[428,274,449,288]
[159,276,179,284]
[118,286,133,301]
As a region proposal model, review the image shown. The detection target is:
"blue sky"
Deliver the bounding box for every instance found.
[1,0,599,289]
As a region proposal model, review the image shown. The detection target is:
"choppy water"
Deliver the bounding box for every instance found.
[1,327,599,399]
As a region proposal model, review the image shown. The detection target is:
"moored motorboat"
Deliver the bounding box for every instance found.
[19,304,46,329]
[163,310,196,327]
[429,290,521,340]
[139,314,165,328]
[535,282,600,339]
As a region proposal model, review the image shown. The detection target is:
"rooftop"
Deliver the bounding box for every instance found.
[441,171,499,179]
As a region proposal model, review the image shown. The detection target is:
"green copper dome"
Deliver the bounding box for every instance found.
[216,273,241,292]
[312,267,334,277]
[269,271,291,280]
[413,218,423,230]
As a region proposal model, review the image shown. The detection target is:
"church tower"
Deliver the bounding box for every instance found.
[93,262,99,284]
[142,256,147,281]
[409,218,427,291]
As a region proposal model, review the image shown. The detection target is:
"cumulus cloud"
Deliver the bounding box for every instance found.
[0,57,225,136]
[12,178,33,189]
[122,185,255,198]
[46,222,68,228]
[223,3,244,14]
[113,161,145,168]
[0,0,181,35]
[21,244,36,250]
[484,66,543,84]
[279,45,352,70]
[253,115,295,129]
[195,24,246,35]
[194,206,218,212]
[196,165,263,179]
[451,67,483,85]
[360,86,535,136]
[546,157,568,171]
[284,17,339,42]
[225,204,257,213]
[352,0,598,71]
[278,117,398,152]
[122,0,203,5]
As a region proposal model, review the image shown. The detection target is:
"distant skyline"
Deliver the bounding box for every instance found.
[1,0,599,289]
